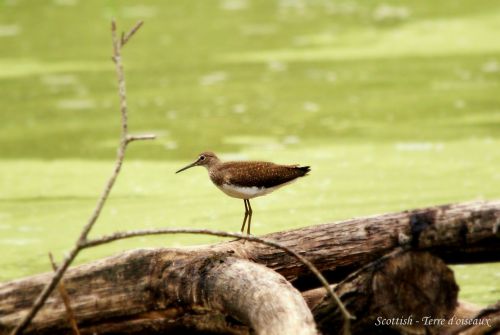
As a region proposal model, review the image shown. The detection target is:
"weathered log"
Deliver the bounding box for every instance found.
[211,200,499,289]
[443,302,500,335]
[0,251,315,335]
[306,251,458,335]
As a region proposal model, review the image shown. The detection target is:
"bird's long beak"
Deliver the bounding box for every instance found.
[175,160,198,174]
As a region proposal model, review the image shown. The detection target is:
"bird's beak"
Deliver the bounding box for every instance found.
[175,160,198,174]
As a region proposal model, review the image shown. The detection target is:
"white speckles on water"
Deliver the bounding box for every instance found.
[53,0,78,6]
[163,141,178,150]
[121,5,157,18]
[455,69,471,81]
[283,135,300,145]
[240,24,276,37]
[454,99,466,109]
[1,238,40,246]
[214,96,227,106]
[232,103,247,114]
[17,225,42,232]
[200,71,227,86]
[372,4,411,22]
[267,60,287,72]
[133,186,145,195]
[165,110,178,120]
[41,74,77,86]
[395,142,445,152]
[278,0,307,15]
[0,223,12,230]
[154,97,165,107]
[303,101,320,113]
[305,69,337,83]
[325,2,359,16]
[348,95,359,104]
[326,72,337,83]
[101,99,113,109]
[57,99,95,110]
[220,0,248,11]
[0,25,21,37]
[481,60,499,73]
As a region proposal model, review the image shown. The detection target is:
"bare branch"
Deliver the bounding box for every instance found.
[126,134,156,143]
[10,20,151,335]
[48,253,81,335]
[121,20,144,47]
[82,228,355,331]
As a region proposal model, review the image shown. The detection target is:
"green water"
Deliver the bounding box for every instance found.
[0,0,499,305]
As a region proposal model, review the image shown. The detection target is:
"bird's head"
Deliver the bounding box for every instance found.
[176,151,219,173]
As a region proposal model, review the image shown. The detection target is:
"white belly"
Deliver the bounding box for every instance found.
[217,183,281,199]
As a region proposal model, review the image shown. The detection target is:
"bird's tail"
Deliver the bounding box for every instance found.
[296,166,311,176]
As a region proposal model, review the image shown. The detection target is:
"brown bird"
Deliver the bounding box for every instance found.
[176,152,310,235]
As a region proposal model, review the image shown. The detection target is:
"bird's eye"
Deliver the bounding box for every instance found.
[199,155,205,161]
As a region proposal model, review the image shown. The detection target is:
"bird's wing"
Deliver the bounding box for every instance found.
[221,162,309,188]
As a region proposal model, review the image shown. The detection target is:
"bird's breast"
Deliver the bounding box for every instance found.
[216,183,278,199]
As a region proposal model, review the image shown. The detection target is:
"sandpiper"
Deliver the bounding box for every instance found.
[176,152,310,235]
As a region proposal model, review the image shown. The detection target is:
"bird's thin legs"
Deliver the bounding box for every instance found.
[246,199,253,235]
[241,199,249,233]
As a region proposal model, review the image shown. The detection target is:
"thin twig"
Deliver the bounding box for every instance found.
[48,253,81,335]
[121,20,144,47]
[10,20,148,335]
[126,134,156,143]
[82,228,356,330]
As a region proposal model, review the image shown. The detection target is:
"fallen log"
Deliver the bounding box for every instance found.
[211,200,500,289]
[306,251,458,335]
[443,302,500,335]
[0,200,498,334]
[0,251,315,334]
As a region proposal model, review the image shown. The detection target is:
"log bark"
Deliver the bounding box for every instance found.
[0,252,315,335]
[211,200,499,289]
[307,251,458,335]
[443,302,500,335]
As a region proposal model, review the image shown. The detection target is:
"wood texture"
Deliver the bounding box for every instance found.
[211,200,500,289]
[310,251,458,335]
[0,252,315,335]
[443,302,500,335]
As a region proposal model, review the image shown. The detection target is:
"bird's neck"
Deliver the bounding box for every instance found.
[206,160,223,183]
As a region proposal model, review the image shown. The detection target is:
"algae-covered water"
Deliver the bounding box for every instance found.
[0,0,499,305]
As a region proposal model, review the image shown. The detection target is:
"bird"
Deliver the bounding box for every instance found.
[175,151,310,235]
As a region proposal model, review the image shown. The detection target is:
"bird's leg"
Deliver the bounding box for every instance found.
[246,199,253,235]
[240,199,249,233]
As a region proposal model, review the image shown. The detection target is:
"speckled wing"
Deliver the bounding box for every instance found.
[219,161,310,188]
